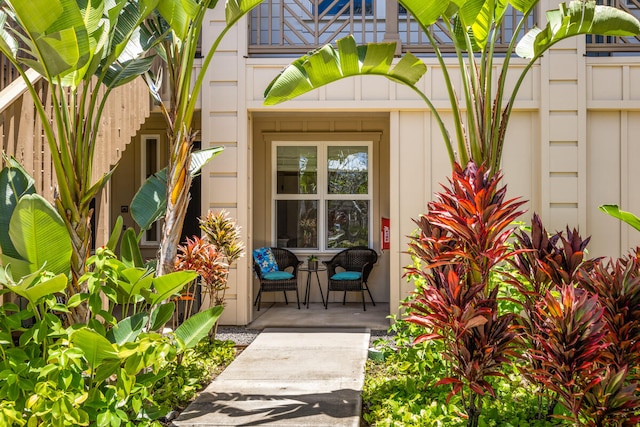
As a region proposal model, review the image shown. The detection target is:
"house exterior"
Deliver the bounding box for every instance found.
[4,1,640,326]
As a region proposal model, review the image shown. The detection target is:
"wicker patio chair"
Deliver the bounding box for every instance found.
[252,247,302,311]
[323,246,378,311]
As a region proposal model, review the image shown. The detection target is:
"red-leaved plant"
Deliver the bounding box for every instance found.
[528,284,611,425]
[404,162,525,427]
[508,214,600,418]
[174,236,228,328]
[580,365,640,427]
[578,249,640,380]
[511,217,640,424]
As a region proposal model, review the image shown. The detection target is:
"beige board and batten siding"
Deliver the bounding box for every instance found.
[587,59,640,258]
[199,7,249,325]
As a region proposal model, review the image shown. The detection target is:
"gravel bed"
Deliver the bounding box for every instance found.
[215,327,261,346]
[215,326,395,348]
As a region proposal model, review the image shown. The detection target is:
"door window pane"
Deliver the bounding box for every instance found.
[327,200,369,248]
[277,146,317,194]
[276,200,318,249]
[327,146,368,194]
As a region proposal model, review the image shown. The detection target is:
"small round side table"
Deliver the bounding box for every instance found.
[299,264,327,308]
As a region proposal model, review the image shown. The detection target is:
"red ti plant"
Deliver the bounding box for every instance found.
[508,214,602,417]
[405,162,525,427]
[528,284,616,425]
[578,249,640,381]
[512,217,640,424]
[510,213,600,296]
[581,366,640,427]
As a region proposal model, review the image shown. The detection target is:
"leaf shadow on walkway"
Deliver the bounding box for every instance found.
[175,387,361,426]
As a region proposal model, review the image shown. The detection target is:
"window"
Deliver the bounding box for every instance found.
[317,0,373,16]
[141,135,161,244]
[273,142,372,252]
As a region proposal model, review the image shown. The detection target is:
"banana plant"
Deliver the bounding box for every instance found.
[0,0,158,323]
[264,0,640,175]
[140,0,263,276]
[0,155,36,261]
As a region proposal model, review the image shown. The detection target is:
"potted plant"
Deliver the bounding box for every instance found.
[308,255,319,271]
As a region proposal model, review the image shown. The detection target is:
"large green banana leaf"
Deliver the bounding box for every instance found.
[130,147,224,232]
[264,35,426,105]
[0,156,36,259]
[516,1,640,59]
[70,328,120,371]
[2,194,72,278]
[7,0,90,79]
[142,270,198,305]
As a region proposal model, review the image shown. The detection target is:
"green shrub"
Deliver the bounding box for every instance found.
[0,247,225,426]
[363,320,559,427]
[150,339,237,413]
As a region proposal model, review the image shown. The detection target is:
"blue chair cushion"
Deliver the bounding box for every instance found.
[253,247,279,274]
[263,271,294,281]
[331,271,361,281]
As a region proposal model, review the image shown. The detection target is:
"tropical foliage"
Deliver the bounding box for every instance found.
[600,204,640,232]
[263,0,640,175]
[199,210,245,307]
[404,163,525,426]
[0,0,157,321]
[174,235,228,328]
[0,242,223,426]
[139,0,262,276]
[0,156,228,425]
[174,210,245,337]
[383,162,640,426]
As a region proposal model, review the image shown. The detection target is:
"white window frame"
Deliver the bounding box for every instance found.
[141,134,162,245]
[271,140,373,254]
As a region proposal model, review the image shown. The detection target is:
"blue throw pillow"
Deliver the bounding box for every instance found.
[331,271,361,281]
[263,271,294,281]
[253,247,279,274]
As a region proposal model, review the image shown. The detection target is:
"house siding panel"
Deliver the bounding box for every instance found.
[209,113,239,142]
[549,51,579,80]
[591,66,624,101]
[549,112,579,141]
[361,75,390,100]
[208,175,238,205]
[629,67,640,100]
[325,78,356,100]
[550,143,579,172]
[549,82,578,111]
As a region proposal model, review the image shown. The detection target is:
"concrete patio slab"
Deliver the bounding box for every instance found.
[248,302,390,331]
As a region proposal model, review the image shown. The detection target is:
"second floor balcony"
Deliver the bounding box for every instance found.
[249,0,640,57]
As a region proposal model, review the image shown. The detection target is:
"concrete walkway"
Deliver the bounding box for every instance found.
[173,327,370,427]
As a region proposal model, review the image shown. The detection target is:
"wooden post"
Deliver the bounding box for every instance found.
[382,0,401,56]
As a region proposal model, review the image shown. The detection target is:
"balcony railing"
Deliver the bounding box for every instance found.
[249,0,640,56]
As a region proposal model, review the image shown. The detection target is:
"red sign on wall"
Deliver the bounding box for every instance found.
[381,217,390,251]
